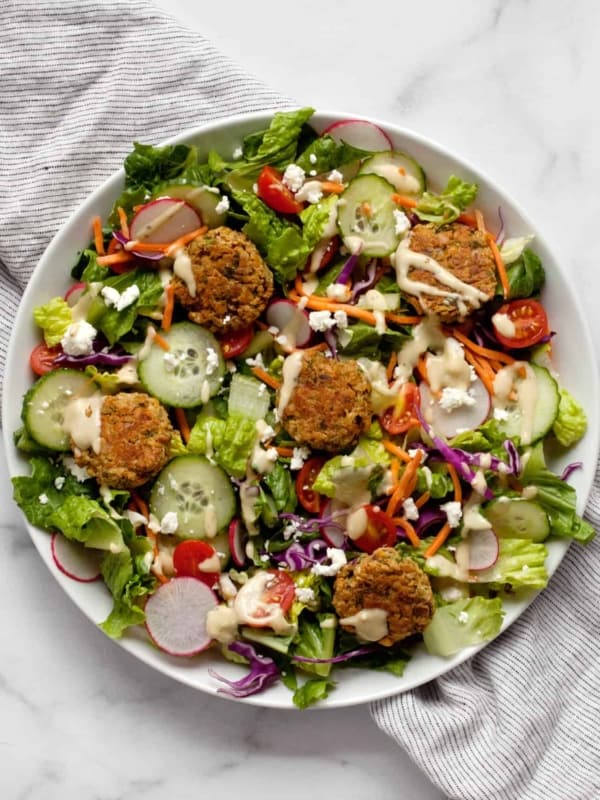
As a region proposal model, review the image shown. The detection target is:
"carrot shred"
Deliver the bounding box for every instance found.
[389,458,400,488]
[117,206,130,238]
[92,216,105,256]
[464,348,496,397]
[107,237,121,255]
[386,351,398,382]
[174,407,191,444]
[275,446,295,458]
[382,439,412,463]
[414,490,431,509]
[386,449,423,517]
[302,341,329,354]
[457,211,478,228]
[251,366,281,390]
[385,311,423,326]
[423,522,452,558]
[395,516,421,547]
[152,332,170,351]
[130,490,149,519]
[165,225,208,256]
[452,329,515,365]
[288,289,421,328]
[97,251,135,267]
[488,233,510,299]
[446,462,462,504]
[161,283,175,333]
[474,209,486,234]
[416,355,429,385]
[320,181,345,194]
[391,194,418,209]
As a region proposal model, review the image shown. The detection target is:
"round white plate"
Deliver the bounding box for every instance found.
[4,110,598,708]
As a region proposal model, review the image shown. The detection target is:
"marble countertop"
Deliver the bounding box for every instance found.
[3,1,599,797]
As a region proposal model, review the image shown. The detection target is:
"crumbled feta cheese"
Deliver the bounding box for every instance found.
[309,153,318,164]
[458,611,469,624]
[295,180,323,204]
[402,497,420,521]
[311,548,347,577]
[101,284,140,311]
[163,351,181,372]
[493,407,510,421]
[282,163,306,193]
[54,476,66,490]
[469,365,478,383]
[333,310,348,329]
[205,347,220,376]
[408,447,426,463]
[61,456,90,482]
[38,493,49,505]
[258,423,276,443]
[327,169,343,183]
[392,209,411,235]
[439,387,476,411]
[326,283,351,302]
[61,320,97,356]
[252,183,258,194]
[147,513,162,533]
[308,310,336,332]
[290,446,310,471]
[245,352,265,369]
[309,170,317,177]
[295,587,315,604]
[283,521,299,541]
[160,511,179,534]
[441,500,463,528]
[215,195,230,215]
[232,146,243,160]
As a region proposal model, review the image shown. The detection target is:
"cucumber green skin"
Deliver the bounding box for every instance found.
[149,454,235,539]
[497,364,559,444]
[152,182,227,228]
[483,499,550,542]
[138,321,225,408]
[359,150,426,195]
[337,173,400,257]
[22,368,92,451]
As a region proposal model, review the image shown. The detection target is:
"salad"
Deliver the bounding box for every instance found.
[12,107,593,709]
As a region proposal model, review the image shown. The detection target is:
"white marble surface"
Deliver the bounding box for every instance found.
[3,0,600,797]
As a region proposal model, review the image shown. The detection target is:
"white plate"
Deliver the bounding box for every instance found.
[3,110,599,709]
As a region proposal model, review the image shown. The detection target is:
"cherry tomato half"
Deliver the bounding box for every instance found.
[217,325,254,359]
[354,505,397,554]
[261,570,296,614]
[172,540,220,588]
[234,570,296,628]
[296,456,327,514]
[492,299,549,349]
[30,343,62,376]
[380,382,420,435]
[256,166,304,215]
[316,235,340,271]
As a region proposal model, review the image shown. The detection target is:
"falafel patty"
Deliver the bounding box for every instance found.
[74,392,173,489]
[333,547,434,646]
[172,226,274,334]
[404,222,497,321]
[278,352,373,453]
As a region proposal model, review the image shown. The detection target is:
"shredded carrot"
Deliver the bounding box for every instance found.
[361,202,372,218]
[165,225,208,256]
[457,211,477,228]
[130,490,149,519]
[92,216,105,256]
[414,490,431,509]
[107,237,121,255]
[152,332,170,351]
[385,311,423,326]
[295,274,306,296]
[386,449,423,517]
[464,348,496,397]
[416,355,429,385]
[320,180,345,194]
[288,289,421,328]
[452,329,515,365]
[122,240,166,253]
[474,209,486,234]
[161,283,175,333]
[395,516,421,547]
[446,462,462,504]
[389,458,400,488]
[275,446,295,458]
[386,351,398,382]
[251,366,281,390]
[423,522,452,559]
[117,206,130,238]
[302,341,329,353]
[97,251,135,267]
[382,439,412,463]
[391,194,418,209]
[174,407,191,444]
[488,233,510,299]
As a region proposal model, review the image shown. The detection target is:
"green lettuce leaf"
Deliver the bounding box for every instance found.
[33,297,72,346]
[262,461,297,513]
[552,387,587,447]
[503,248,545,299]
[474,537,548,590]
[415,175,478,224]
[292,677,336,709]
[100,535,155,638]
[188,411,258,479]
[48,495,126,552]
[313,436,390,501]
[423,596,504,656]
[295,135,369,174]
[12,457,95,528]
[300,194,338,250]
[292,613,336,678]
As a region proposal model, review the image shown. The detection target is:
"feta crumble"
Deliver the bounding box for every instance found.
[295,180,323,204]
[439,387,476,411]
[311,548,347,577]
[402,497,420,521]
[458,611,469,624]
[327,169,343,183]
[441,500,463,528]
[61,320,97,356]
[326,282,351,302]
[215,195,230,215]
[205,347,220,376]
[308,310,337,332]
[392,209,411,235]
[160,511,179,534]
[290,446,310,471]
[493,407,510,421]
[38,493,49,505]
[282,163,306,192]
[54,476,66,490]
[309,153,318,164]
[295,587,315,604]
[232,146,243,160]
[101,284,140,311]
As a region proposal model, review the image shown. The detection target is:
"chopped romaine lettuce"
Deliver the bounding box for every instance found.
[475,538,548,590]
[503,248,545,299]
[293,614,337,678]
[100,537,156,639]
[423,596,504,656]
[499,235,535,265]
[415,175,478,225]
[33,297,72,346]
[553,387,587,447]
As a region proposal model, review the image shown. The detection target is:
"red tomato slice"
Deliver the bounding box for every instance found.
[217,325,254,359]
[256,166,304,215]
[492,299,549,349]
[261,570,296,613]
[380,382,420,435]
[172,540,220,588]
[354,505,397,554]
[30,343,62,376]
[296,456,327,514]
[317,235,340,271]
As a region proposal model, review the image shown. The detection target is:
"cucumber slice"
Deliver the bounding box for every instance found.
[337,174,400,257]
[483,499,550,542]
[149,455,235,539]
[138,322,225,408]
[22,369,93,451]
[152,183,228,228]
[497,364,559,444]
[359,151,426,196]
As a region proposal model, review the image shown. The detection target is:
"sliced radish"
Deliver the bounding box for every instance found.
[322,119,393,152]
[467,528,499,571]
[129,198,201,254]
[229,519,247,568]
[64,282,87,307]
[265,299,313,349]
[419,377,491,440]
[319,500,347,548]
[144,577,217,657]
[51,532,102,583]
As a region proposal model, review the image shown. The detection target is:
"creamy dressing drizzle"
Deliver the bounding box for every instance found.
[491,312,516,339]
[426,337,472,393]
[277,351,304,417]
[368,163,421,194]
[173,246,196,297]
[203,504,218,538]
[394,317,446,383]
[137,325,157,362]
[130,200,185,242]
[206,605,238,644]
[63,393,103,454]
[346,506,368,541]
[339,608,388,642]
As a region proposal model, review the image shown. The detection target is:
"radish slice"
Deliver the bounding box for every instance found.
[419,377,491,440]
[51,532,102,583]
[467,528,499,571]
[322,119,393,152]
[319,500,347,548]
[229,519,247,568]
[64,282,87,307]
[144,577,217,657]
[265,299,313,349]
[129,198,201,251]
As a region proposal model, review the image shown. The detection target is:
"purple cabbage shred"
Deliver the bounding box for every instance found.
[350,259,378,301]
[112,230,164,261]
[292,645,377,664]
[208,641,280,698]
[336,251,361,285]
[561,462,583,482]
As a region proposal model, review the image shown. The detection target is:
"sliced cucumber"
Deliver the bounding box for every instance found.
[152,183,228,228]
[337,174,400,257]
[22,369,93,451]
[359,151,426,196]
[496,364,559,444]
[483,498,550,542]
[138,322,225,408]
[149,455,235,539]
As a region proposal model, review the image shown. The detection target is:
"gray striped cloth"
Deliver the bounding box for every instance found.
[2,3,599,799]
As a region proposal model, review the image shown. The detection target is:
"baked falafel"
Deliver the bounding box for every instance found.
[172,227,273,334]
[74,391,173,489]
[403,222,497,321]
[278,351,373,453]
[333,546,434,646]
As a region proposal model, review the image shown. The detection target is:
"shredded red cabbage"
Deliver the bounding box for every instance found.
[269,539,329,570]
[208,641,280,698]
[414,507,447,537]
[112,230,164,262]
[561,462,583,482]
[292,645,377,664]
[350,259,377,301]
[54,350,133,368]
[503,439,521,475]
[336,251,360,285]
[324,328,338,358]
[496,206,506,246]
